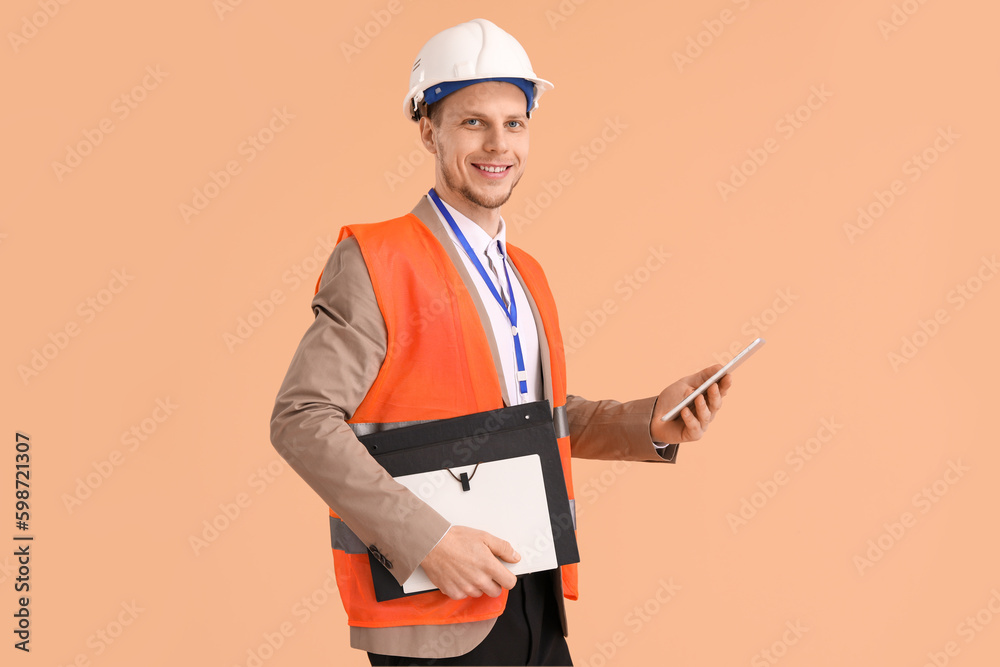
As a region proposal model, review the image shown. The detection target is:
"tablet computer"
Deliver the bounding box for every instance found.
[659,337,765,422]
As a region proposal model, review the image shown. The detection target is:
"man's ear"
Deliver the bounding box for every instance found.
[418,117,437,155]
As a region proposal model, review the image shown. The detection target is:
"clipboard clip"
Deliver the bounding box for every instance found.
[446,462,482,492]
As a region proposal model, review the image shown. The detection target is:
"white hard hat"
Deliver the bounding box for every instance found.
[403,18,554,122]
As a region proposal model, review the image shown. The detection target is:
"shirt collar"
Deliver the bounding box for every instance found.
[430,194,508,258]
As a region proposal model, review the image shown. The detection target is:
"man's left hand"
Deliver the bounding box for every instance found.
[649,365,734,444]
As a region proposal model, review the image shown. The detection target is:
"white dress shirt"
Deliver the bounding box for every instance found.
[430,196,543,406]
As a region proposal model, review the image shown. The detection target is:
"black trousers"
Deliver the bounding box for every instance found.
[367,570,573,666]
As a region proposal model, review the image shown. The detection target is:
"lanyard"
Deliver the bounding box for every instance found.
[428,188,529,400]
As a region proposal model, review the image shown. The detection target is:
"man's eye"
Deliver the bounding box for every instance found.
[507,121,522,128]
[465,119,481,126]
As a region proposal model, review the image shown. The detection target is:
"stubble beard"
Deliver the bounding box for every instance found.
[441,158,521,211]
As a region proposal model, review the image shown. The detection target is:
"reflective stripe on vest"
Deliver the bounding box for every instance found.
[348,405,569,439]
[323,213,578,629]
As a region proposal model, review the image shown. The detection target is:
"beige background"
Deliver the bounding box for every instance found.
[4,1,999,665]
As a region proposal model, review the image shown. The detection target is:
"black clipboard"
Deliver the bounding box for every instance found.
[358,400,579,602]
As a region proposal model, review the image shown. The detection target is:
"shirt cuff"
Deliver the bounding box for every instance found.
[648,396,680,463]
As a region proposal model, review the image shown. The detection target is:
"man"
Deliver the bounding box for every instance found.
[270,18,733,666]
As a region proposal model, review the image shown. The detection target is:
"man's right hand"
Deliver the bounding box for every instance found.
[419,525,521,600]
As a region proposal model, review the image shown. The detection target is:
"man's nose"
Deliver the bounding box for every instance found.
[483,126,508,153]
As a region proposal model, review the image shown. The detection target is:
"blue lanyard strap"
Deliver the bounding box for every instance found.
[428,188,529,397]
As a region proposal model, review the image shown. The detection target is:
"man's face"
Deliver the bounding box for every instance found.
[419,81,529,216]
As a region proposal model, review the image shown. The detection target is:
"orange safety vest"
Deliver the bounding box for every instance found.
[317,212,578,628]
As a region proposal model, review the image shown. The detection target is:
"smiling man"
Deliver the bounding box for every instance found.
[420,79,529,235]
[270,18,733,666]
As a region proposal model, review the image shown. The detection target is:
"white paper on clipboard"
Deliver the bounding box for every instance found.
[396,454,557,594]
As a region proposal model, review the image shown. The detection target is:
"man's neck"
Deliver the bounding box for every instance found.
[433,187,502,238]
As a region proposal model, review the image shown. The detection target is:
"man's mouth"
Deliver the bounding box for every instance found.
[473,163,512,175]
